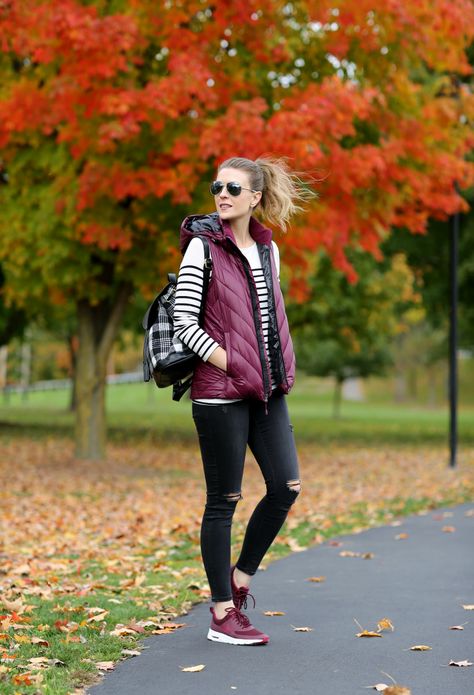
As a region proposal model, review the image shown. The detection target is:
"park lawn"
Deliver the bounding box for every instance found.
[0,423,474,694]
[1,378,474,446]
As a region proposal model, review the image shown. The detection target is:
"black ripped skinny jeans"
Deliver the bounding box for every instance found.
[192,391,301,602]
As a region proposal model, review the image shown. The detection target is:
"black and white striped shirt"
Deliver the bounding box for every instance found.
[174,237,280,404]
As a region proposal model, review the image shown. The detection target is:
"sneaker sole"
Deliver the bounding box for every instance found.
[207,628,269,646]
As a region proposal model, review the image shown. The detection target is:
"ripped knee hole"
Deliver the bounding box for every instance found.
[223,492,243,503]
[286,479,301,493]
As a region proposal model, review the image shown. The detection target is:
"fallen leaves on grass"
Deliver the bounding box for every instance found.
[11,672,44,686]
[95,661,115,671]
[86,608,109,623]
[110,619,186,637]
[1,439,473,689]
[286,537,306,552]
[27,657,65,667]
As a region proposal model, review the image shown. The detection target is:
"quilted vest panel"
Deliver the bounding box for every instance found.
[180,213,295,401]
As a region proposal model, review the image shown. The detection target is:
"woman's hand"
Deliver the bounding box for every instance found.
[207,346,227,372]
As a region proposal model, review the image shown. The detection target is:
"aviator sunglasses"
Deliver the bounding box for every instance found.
[210,180,256,197]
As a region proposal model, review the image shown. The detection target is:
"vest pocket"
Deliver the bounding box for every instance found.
[224,332,234,377]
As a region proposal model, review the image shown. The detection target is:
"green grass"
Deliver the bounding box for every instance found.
[1,377,473,446]
[1,376,474,693]
[0,555,206,694]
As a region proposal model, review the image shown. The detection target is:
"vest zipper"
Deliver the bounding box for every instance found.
[262,244,289,393]
[226,237,272,405]
[271,287,289,392]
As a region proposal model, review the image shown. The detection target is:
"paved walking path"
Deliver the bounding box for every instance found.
[89,502,474,695]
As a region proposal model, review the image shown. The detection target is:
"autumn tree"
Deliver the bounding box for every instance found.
[383,191,474,350]
[0,0,473,457]
[289,252,423,417]
[0,267,26,347]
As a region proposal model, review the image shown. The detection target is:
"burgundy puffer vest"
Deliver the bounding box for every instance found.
[179,212,296,402]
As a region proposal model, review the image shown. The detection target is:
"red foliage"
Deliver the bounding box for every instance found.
[0,0,473,297]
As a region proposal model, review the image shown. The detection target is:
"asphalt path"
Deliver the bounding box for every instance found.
[89,502,474,695]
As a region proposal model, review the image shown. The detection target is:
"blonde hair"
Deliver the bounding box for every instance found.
[217,156,317,232]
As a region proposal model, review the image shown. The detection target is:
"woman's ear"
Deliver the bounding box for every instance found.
[251,191,262,208]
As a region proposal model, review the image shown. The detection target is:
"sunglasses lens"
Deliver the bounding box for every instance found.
[227,182,242,196]
[210,181,244,196]
[210,181,224,195]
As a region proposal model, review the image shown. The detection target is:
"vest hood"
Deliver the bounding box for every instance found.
[180,212,273,254]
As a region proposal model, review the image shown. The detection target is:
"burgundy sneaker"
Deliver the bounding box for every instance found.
[230,565,256,611]
[207,607,269,645]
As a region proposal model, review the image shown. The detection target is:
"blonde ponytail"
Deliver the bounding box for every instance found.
[218,155,317,232]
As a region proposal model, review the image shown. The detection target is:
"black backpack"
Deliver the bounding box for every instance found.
[142,236,212,401]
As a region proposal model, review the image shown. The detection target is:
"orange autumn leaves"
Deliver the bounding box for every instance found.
[1,438,474,601]
[0,0,473,301]
[355,616,395,638]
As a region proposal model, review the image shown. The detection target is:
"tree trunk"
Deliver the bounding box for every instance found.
[332,377,343,419]
[19,340,32,402]
[393,334,407,403]
[74,285,131,460]
[67,334,77,412]
[394,369,407,402]
[0,345,8,405]
[0,344,8,389]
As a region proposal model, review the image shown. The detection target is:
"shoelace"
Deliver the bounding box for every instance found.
[225,607,251,627]
[235,586,256,611]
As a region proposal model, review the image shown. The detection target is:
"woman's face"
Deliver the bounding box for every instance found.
[213,167,262,222]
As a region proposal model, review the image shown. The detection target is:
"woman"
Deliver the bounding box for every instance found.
[174,156,312,646]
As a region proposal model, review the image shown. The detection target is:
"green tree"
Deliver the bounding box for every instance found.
[0,0,472,458]
[289,252,423,417]
[0,266,26,346]
[382,197,474,350]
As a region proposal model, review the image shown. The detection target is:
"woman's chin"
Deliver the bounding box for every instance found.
[217,210,243,222]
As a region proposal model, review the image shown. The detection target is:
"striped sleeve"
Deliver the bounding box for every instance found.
[173,237,219,362]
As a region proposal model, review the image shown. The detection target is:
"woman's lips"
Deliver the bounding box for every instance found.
[220,204,232,210]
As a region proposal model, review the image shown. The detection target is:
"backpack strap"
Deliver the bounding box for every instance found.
[171,236,212,402]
